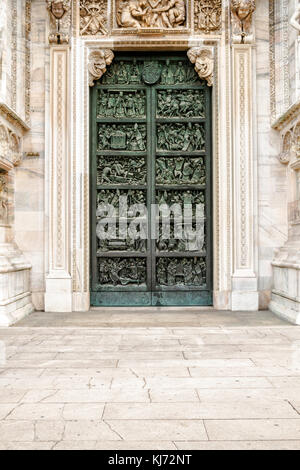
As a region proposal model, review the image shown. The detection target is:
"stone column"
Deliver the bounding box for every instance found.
[230,1,259,311]
[44,2,72,312]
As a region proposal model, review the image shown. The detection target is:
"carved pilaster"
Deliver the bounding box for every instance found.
[45,46,72,312]
[231,45,258,311]
[46,0,71,44]
[231,0,256,44]
[187,48,214,86]
[88,49,114,86]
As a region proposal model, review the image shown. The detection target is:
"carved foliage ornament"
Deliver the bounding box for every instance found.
[80,0,108,35]
[231,0,256,44]
[116,0,187,30]
[46,0,71,44]
[88,49,114,86]
[194,0,222,34]
[187,48,214,87]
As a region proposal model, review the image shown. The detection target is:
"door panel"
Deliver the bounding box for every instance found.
[90,53,212,307]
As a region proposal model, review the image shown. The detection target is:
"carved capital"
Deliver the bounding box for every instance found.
[187,48,214,87]
[231,0,256,44]
[88,49,114,86]
[46,0,71,44]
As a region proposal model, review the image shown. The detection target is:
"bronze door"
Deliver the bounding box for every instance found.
[90,53,212,306]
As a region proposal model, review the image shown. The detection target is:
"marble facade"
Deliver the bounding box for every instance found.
[0,0,299,324]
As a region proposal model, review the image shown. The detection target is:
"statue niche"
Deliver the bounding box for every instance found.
[116,0,186,30]
[231,0,256,44]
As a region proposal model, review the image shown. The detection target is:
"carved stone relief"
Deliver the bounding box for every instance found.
[46,0,71,44]
[187,47,214,86]
[194,0,222,34]
[80,0,108,35]
[88,49,114,86]
[231,0,256,44]
[0,123,22,167]
[279,131,292,164]
[0,173,8,224]
[115,0,187,31]
[290,2,300,33]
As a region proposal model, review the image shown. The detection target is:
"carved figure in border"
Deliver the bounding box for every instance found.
[80,1,108,35]
[230,0,256,44]
[187,48,214,86]
[88,49,114,86]
[290,1,300,33]
[46,0,71,44]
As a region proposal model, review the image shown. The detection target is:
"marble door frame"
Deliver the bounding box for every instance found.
[44,31,259,312]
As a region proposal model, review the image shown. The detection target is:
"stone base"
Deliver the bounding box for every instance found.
[269,293,300,325]
[0,292,34,326]
[231,291,259,311]
[45,277,73,312]
[0,241,34,326]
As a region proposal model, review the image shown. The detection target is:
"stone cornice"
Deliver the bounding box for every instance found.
[272,100,300,132]
[0,102,30,134]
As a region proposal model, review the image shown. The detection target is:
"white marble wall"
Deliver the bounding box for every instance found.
[255,0,288,309]
[15,1,48,311]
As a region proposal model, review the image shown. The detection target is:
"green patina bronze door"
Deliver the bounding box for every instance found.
[90,53,212,306]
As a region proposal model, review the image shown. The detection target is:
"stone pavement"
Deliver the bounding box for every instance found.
[0,310,300,450]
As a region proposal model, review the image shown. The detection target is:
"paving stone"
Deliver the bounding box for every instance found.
[63,420,122,441]
[175,441,300,450]
[103,400,298,420]
[62,404,105,420]
[0,421,34,441]
[104,419,208,441]
[6,404,64,420]
[35,420,65,441]
[205,419,300,441]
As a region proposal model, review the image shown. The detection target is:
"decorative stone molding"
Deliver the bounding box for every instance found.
[272,100,300,132]
[46,0,71,44]
[187,47,214,86]
[231,44,258,311]
[80,0,108,35]
[231,0,256,44]
[0,103,30,134]
[45,45,72,312]
[194,0,222,34]
[114,0,187,32]
[88,49,114,86]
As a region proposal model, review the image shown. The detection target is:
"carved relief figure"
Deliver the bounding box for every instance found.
[0,174,8,223]
[231,0,256,44]
[46,0,71,43]
[290,1,300,33]
[194,0,222,33]
[116,0,186,29]
[88,49,114,86]
[80,1,108,35]
[187,48,214,86]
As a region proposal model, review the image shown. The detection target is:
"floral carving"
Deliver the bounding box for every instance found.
[231,0,256,44]
[80,0,108,35]
[187,48,214,87]
[194,0,222,34]
[116,0,186,30]
[88,49,114,86]
[46,0,71,44]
